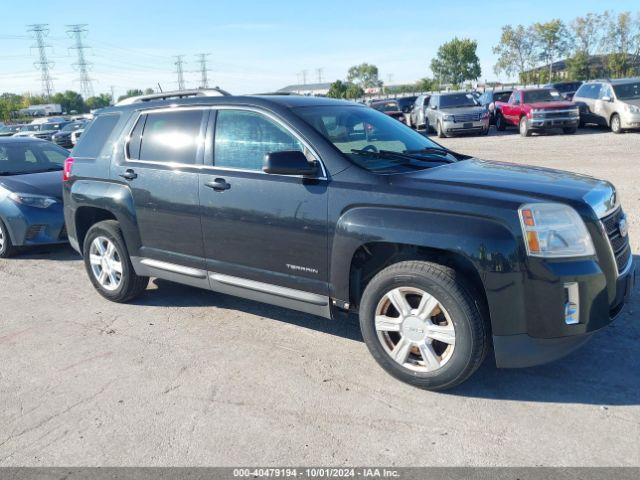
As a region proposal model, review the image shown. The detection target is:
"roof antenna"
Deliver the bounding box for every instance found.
[157,82,163,93]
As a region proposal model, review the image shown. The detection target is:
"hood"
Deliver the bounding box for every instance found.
[398,158,613,215]
[0,170,64,200]
[527,101,574,110]
[440,106,484,115]
[621,98,640,107]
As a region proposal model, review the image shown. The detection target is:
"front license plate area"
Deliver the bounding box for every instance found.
[463,122,472,128]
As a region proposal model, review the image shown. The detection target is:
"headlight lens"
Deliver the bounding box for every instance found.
[518,203,595,258]
[442,114,454,121]
[8,192,57,209]
[626,104,640,114]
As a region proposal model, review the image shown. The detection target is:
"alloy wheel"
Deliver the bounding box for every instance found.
[374,287,456,372]
[89,236,123,291]
[0,227,4,251]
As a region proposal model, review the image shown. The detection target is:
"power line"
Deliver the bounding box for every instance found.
[174,55,186,90]
[66,24,94,98]
[316,68,324,83]
[27,24,54,98]
[196,53,210,88]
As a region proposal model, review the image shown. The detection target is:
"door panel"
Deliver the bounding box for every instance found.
[199,108,329,295]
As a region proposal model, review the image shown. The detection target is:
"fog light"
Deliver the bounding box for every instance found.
[564,282,580,325]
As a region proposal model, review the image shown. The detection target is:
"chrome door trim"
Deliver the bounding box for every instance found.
[209,272,329,306]
[139,258,208,279]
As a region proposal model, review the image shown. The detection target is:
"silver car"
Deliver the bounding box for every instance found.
[426,92,490,138]
[573,78,640,133]
[409,94,431,130]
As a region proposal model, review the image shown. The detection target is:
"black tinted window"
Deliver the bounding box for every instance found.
[127,114,147,160]
[214,110,303,171]
[139,110,204,164]
[73,114,121,158]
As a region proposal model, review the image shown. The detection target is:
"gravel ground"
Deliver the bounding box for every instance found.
[0,126,638,467]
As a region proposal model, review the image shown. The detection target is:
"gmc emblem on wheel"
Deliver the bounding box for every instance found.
[619,217,629,238]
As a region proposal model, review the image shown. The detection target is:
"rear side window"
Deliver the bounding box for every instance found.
[138,110,204,164]
[73,114,121,158]
[214,110,304,171]
[127,114,147,160]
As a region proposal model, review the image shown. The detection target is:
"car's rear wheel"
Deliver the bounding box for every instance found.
[519,116,531,137]
[359,261,489,391]
[495,113,506,131]
[610,114,622,134]
[0,220,17,258]
[83,220,148,303]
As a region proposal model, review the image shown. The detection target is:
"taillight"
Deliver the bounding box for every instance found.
[63,157,74,182]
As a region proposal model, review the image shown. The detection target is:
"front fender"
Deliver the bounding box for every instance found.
[330,206,526,335]
[66,179,142,255]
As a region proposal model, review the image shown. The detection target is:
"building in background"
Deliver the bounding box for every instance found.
[276,82,332,96]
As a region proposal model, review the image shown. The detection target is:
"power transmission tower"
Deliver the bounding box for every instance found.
[196,53,210,88]
[27,24,54,98]
[174,55,186,90]
[301,70,308,85]
[316,68,324,83]
[66,24,94,98]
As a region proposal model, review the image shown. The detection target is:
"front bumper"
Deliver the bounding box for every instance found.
[529,115,579,130]
[494,255,635,368]
[620,111,640,129]
[1,200,67,246]
[442,118,489,135]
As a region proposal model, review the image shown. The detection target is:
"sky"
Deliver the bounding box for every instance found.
[0,0,638,99]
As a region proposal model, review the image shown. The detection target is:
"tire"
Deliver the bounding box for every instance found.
[424,118,430,134]
[480,127,489,136]
[83,220,148,303]
[0,219,17,258]
[563,126,577,134]
[359,261,489,391]
[437,121,446,138]
[519,116,531,137]
[610,114,622,134]
[495,113,506,131]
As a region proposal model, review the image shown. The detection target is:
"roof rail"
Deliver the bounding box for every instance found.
[115,87,231,106]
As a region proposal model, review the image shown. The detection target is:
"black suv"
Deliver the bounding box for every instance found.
[63,90,635,390]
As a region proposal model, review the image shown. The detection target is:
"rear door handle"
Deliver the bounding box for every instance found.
[205,178,230,192]
[119,169,138,181]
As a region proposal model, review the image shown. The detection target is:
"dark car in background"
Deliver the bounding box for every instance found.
[53,121,88,149]
[13,122,70,141]
[478,89,513,124]
[0,125,26,137]
[0,138,68,257]
[544,81,583,101]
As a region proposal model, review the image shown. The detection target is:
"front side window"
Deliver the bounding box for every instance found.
[138,110,204,164]
[494,91,512,103]
[214,110,304,171]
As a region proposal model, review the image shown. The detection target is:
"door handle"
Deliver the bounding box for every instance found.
[119,169,138,181]
[205,178,231,192]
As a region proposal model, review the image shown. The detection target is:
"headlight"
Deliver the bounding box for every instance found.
[8,192,57,209]
[518,203,595,258]
[442,114,454,121]
[626,104,640,114]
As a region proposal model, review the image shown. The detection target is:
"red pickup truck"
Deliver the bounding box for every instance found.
[495,88,580,136]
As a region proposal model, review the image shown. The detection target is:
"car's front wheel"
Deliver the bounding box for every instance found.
[610,113,622,134]
[83,220,148,303]
[0,219,16,258]
[519,116,531,137]
[359,261,489,391]
[495,113,506,131]
[563,126,577,134]
[437,121,447,138]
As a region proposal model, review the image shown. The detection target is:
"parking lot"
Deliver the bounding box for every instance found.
[0,126,638,466]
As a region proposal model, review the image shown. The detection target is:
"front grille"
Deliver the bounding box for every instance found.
[453,113,480,123]
[601,207,631,274]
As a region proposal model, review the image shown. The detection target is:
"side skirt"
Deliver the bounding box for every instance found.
[131,257,332,319]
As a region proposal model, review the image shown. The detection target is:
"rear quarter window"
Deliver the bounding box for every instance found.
[72,114,121,158]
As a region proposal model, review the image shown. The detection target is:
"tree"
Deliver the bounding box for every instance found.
[345,83,364,99]
[50,90,86,114]
[430,37,481,87]
[85,93,113,111]
[0,93,24,122]
[347,63,382,89]
[532,20,571,81]
[415,78,439,92]
[326,80,363,99]
[603,11,640,77]
[493,25,536,83]
[565,13,606,80]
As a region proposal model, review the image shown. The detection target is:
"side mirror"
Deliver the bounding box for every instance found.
[263,150,318,176]
[430,105,438,110]
[601,96,612,102]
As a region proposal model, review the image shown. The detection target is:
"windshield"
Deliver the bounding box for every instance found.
[293,105,458,173]
[0,142,67,175]
[0,126,21,134]
[396,97,417,110]
[440,93,477,109]
[523,89,562,103]
[61,122,85,132]
[613,82,640,100]
[493,91,512,103]
[40,123,65,131]
[374,101,400,112]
